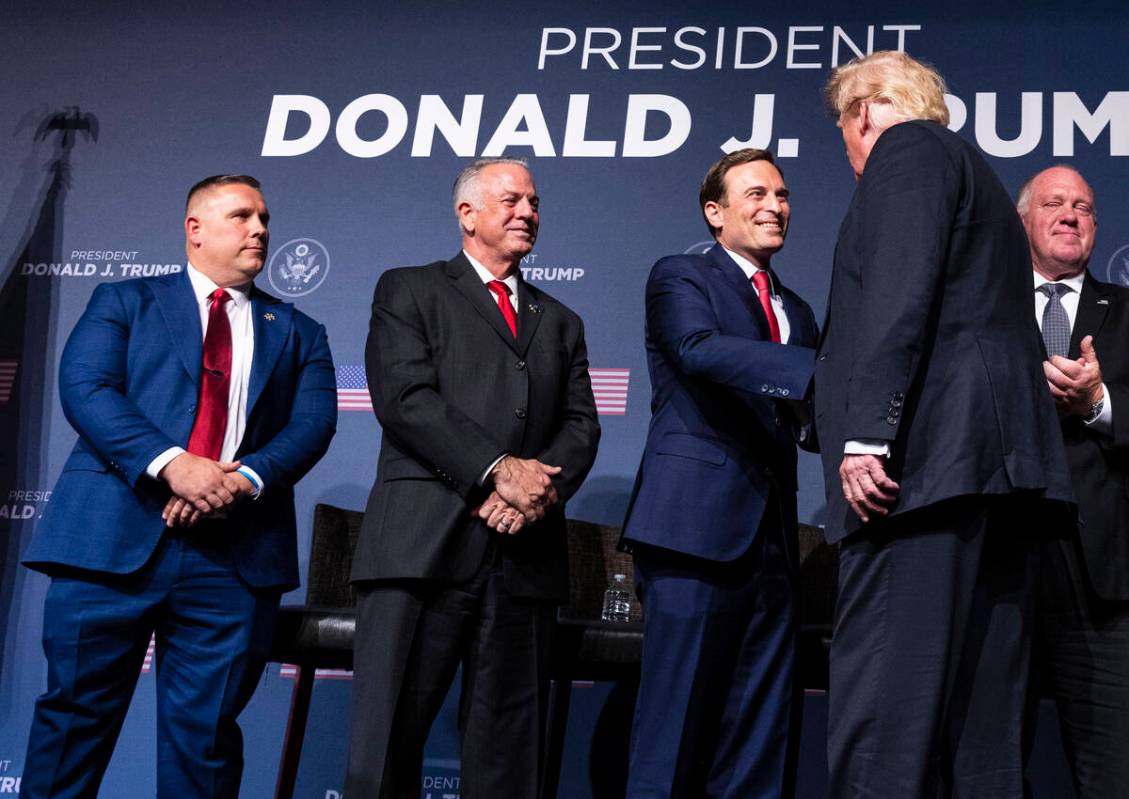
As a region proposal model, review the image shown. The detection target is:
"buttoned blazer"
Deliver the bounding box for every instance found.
[621,244,817,561]
[814,120,1073,542]
[22,269,338,590]
[1060,273,1129,600]
[351,253,600,602]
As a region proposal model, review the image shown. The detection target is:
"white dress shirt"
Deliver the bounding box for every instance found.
[146,263,263,492]
[1033,270,1112,434]
[721,246,792,344]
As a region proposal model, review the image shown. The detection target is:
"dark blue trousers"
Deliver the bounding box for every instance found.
[22,529,279,799]
[627,516,800,799]
[828,496,1046,799]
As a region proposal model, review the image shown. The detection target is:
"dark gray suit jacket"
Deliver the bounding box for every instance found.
[814,120,1073,542]
[351,253,600,602]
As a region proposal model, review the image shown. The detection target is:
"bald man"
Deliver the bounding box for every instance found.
[1020,165,1129,799]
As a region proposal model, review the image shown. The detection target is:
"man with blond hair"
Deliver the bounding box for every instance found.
[814,51,1072,797]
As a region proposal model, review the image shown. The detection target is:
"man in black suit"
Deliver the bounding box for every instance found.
[345,157,600,798]
[815,51,1073,798]
[1020,165,1129,798]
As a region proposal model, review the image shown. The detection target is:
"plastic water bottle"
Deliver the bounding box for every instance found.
[601,573,633,622]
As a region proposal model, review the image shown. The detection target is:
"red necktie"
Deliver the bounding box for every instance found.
[752,270,781,344]
[186,288,232,459]
[487,280,517,337]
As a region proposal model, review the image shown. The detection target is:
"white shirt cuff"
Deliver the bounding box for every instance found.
[844,439,891,457]
[236,466,264,498]
[147,447,185,480]
[480,454,508,486]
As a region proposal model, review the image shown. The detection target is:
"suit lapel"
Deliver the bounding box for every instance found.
[514,279,543,357]
[151,270,203,384]
[708,245,771,340]
[446,253,522,355]
[1069,272,1112,359]
[247,288,292,417]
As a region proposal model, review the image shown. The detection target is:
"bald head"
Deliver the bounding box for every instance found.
[1018,166,1097,282]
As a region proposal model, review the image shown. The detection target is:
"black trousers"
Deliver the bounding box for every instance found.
[828,496,1048,799]
[346,543,555,799]
[1034,534,1129,799]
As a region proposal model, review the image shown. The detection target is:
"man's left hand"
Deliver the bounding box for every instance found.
[839,454,900,524]
[1045,335,1104,418]
[470,490,527,535]
[162,471,257,528]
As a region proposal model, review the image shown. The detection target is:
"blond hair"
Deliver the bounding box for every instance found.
[824,50,949,131]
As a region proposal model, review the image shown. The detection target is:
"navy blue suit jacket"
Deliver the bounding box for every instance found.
[23,269,337,590]
[622,244,817,561]
[814,120,1073,542]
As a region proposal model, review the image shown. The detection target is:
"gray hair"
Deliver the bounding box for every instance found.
[1016,164,1096,222]
[452,157,530,231]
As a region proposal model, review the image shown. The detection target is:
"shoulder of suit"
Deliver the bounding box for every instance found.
[374,260,450,288]
[649,251,712,280]
[1085,273,1129,300]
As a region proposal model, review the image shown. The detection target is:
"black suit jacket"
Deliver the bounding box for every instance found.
[352,253,600,602]
[814,120,1073,542]
[1061,273,1129,600]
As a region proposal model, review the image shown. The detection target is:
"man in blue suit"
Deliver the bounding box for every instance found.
[621,149,817,798]
[20,175,337,798]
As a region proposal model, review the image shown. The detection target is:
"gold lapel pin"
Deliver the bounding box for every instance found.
[264,312,276,321]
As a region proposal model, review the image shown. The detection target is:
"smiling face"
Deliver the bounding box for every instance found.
[1022,166,1096,281]
[458,163,540,276]
[704,159,790,268]
[185,182,270,287]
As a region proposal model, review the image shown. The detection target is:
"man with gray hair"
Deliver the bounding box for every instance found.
[815,51,1072,797]
[1019,165,1129,799]
[346,157,600,797]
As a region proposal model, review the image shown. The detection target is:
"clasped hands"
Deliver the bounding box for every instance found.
[1044,335,1103,418]
[470,455,561,535]
[159,452,255,529]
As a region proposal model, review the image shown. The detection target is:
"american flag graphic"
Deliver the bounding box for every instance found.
[336,364,373,412]
[141,634,156,673]
[589,368,630,415]
[0,360,17,404]
[279,664,353,681]
[336,365,630,415]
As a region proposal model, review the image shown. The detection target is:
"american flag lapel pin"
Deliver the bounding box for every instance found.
[264,312,276,320]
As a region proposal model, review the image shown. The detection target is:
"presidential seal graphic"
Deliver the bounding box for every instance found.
[268,238,330,297]
[1107,244,1129,288]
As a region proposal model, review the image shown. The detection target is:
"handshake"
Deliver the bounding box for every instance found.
[158,452,257,528]
[471,455,561,535]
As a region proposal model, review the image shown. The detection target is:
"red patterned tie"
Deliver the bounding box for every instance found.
[752,270,781,344]
[186,289,232,459]
[487,280,517,337]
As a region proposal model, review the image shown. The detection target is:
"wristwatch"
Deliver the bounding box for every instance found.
[1085,397,1105,424]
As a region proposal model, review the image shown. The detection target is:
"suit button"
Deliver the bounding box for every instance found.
[761,384,769,393]
[818,354,827,361]
[893,392,904,400]
[886,415,898,425]
[515,360,526,370]
[515,408,527,419]
[781,388,790,397]
[891,399,902,408]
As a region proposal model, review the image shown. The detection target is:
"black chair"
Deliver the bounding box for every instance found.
[268,503,363,799]
[539,520,838,799]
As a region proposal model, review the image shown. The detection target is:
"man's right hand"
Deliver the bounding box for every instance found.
[159,453,243,514]
[490,455,561,522]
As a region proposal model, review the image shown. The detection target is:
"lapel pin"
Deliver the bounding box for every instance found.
[264,312,276,321]
[528,303,543,314]
[1098,299,1110,305]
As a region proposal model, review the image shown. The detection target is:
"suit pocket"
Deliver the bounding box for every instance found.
[655,433,727,466]
[380,456,437,481]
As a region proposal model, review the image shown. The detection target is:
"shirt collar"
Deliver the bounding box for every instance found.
[187,262,250,308]
[463,250,520,296]
[721,246,776,295]
[1033,269,1085,294]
